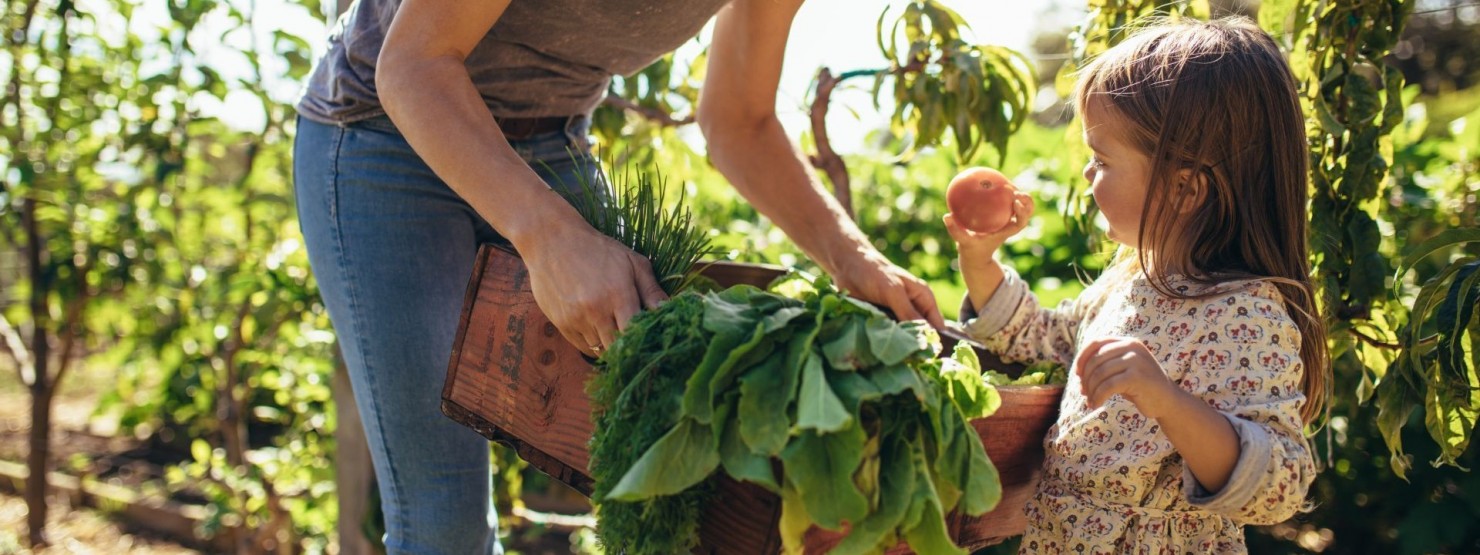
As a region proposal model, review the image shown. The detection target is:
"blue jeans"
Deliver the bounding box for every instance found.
[293,114,595,555]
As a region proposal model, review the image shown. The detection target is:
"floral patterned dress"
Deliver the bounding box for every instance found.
[959,265,1316,554]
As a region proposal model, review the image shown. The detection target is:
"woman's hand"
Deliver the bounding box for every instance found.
[521,220,668,357]
[831,250,945,329]
[1073,337,1180,418]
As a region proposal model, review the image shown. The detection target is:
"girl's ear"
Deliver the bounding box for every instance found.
[1173,168,1209,215]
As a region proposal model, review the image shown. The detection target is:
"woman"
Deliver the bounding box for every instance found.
[293,0,943,552]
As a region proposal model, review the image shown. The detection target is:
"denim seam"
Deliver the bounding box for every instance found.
[326,126,408,535]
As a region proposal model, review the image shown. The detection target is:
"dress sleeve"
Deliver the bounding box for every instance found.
[1178,286,1316,525]
[957,263,1098,368]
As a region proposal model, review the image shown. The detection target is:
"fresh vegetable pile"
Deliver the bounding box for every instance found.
[983,360,1068,387]
[588,276,1005,555]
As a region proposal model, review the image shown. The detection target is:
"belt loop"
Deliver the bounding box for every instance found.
[564,113,593,157]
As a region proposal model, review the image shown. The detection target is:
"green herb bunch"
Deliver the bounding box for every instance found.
[588,275,1005,555]
[587,293,716,555]
[556,155,714,295]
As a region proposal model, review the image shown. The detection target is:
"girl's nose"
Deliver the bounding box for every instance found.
[1082,162,1095,183]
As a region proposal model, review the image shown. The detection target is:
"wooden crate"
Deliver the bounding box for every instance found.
[442,244,1062,554]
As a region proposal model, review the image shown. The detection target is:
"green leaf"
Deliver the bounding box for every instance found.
[865,317,928,365]
[718,395,780,492]
[955,423,1001,515]
[1314,95,1348,135]
[902,445,966,555]
[761,306,808,334]
[682,328,751,424]
[1436,262,1480,385]
[1406,259,1476,377]
[951,342,981,373]
[868,363,927,401]
[1425,372,1479,470]
[796,351,854,434]
[781,426,870,531]
[1375,373,1416,480]
[823,317,879,371]
[606,418,721,501]
[703,287,761,333]
[778,482,812,554]
[1395,229,1480,284]
[828,436,916,555]
[191,438,211,464]
[738,321,815,455]
[827,369,886,417]
[940,359,1001,420]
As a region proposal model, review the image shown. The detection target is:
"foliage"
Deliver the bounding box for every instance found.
[873,0,1036,163]
[1258,0,1480,479]
[1,0,339,549]
[586,294,715,555]
[589,276,1002,554]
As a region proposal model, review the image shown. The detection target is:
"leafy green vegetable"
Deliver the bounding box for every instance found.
[587,294,715,555]
[797,352,854,433]
[590,276,1007,554]
[606,418,721,501]
[983,358,1069,386]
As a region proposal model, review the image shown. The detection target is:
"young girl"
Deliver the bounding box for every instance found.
[946,18,1328,553]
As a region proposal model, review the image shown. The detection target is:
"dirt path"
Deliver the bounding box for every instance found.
[0,491,198,554]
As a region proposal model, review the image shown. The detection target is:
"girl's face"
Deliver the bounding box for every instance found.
[1081,100,1153,248]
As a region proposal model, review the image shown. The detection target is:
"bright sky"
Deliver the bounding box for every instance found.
[183,0,1078,155]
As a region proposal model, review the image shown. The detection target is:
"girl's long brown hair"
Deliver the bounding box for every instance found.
[1073,17,1329,424]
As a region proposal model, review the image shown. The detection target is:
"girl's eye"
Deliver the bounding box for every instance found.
[1091,156,1106,169]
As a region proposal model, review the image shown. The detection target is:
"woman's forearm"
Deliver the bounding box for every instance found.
[703,116,872,274]
[377,54,584,252]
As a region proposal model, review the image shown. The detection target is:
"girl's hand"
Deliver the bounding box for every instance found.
[1073,337,1181,419]
[945,191,1033,313]
[943,191,1035,260]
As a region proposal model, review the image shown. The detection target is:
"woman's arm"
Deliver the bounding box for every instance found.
[377,0,667,355]
[698,0,943,328]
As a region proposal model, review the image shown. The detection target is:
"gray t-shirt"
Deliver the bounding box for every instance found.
[297,0,731,124]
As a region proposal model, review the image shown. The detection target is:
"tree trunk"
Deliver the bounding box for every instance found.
[22,195,52,548]
[333,354,378,554]
[25,381,52,547]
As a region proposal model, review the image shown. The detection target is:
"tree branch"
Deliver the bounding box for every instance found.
[806,66,892,222]
[1348,327,1402,350]
[601,95,695,127]
[0,313,32,385]
[808,67,853,219]
[49,259,91,387]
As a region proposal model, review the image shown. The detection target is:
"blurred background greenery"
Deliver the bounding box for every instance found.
[1,0,1477,553]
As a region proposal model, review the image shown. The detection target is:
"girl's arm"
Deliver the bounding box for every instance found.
[946,195,1090,366]
[1077,285,1315,524]
[700,0,943,329]
[960,264,1101,368]
[1175,292,1315,525]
